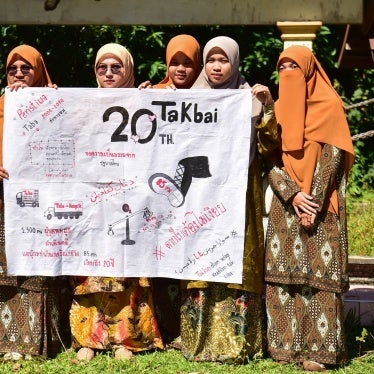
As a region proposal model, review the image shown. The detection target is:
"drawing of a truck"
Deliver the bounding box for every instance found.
[16,189,39,207]
[44,201,83,220]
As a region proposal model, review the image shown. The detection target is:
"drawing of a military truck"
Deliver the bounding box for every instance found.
[44,201,83,220]
[16,189,39,207]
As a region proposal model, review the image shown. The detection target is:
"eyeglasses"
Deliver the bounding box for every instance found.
[7,64,33,76]
[96,63,123,76]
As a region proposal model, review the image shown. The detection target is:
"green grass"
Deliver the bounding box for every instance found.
[347,190,374,257]
[0,348,373,374]
[0,320,372,374]
[0,190,371,373]
[1,322,373,374]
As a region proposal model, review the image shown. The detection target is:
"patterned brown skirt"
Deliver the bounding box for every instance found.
[266,283,347,365]
[181,284,263,363]
[0,221,71,357]
[0,284,71,357]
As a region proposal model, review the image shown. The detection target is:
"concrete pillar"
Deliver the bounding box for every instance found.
[276,21,322,50]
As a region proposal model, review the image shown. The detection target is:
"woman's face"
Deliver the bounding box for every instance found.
[168,52,196,88]
[95,57,126,88]
[205,47,231,86]
[7,59,35,87]
[278,57,300,72]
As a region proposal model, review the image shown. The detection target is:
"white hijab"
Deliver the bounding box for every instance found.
[94,43,135,88]
[192,36,262,165]
[192,36,248,89]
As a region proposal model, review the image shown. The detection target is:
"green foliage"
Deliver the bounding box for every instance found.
[1,24,373,196]
[0,25,169,87]
[0,24,284,89]
[356,328,368,357]
[313,26,338,70]
[0,23,373,374]
[314,26,374,197]
[241,28,283,89]
[339,68,374,196]
[348,139,374,196]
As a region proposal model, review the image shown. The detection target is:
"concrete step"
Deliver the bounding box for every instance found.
[345,282,374,327]
[348,256,374,278]
[345,257,374,327]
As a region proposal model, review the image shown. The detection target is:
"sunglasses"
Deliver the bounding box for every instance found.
[7,64,33,76]
[96,63,123,76]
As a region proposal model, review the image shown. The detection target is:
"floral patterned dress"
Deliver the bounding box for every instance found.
[69,276,163,352]
[180,107,278,363]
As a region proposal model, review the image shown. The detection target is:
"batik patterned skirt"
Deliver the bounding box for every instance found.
[266,283,347,365]
[0,283,71,357]
[0,223,71,357]
[181,283,263,363]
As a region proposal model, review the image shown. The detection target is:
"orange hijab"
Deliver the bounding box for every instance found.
[274,45,354,213]
[0,45,53,166]
[153,34,201,88]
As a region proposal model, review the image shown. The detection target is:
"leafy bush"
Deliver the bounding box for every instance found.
[1,24,373,197]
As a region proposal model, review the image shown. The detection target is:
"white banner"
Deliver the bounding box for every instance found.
[3,88,252,283]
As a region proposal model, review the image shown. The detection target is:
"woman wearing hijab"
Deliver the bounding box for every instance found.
[152,34,201,89]
[69,43,164,361]
[140,34,202,346]
[0,45,70,359]
[139,34,201,92]
[179,36,278,363]
[264,45,355,371]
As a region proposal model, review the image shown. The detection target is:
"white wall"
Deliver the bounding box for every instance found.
[0,0,363,25]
